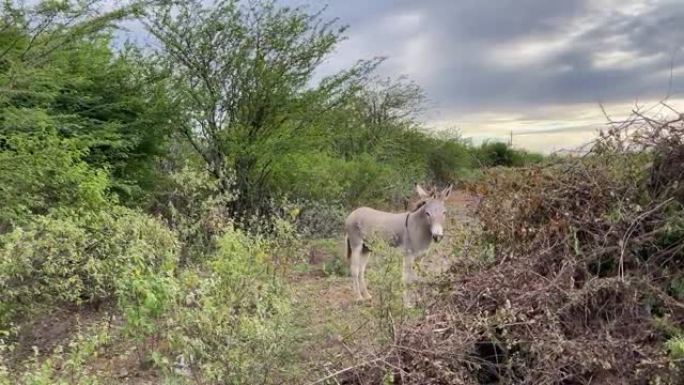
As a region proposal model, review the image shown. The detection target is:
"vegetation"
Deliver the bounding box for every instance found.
[161,229,298,384]
[4,2,682,384]
[0,208,177,324]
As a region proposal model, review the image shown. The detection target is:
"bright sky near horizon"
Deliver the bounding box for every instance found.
[115,0,684,153]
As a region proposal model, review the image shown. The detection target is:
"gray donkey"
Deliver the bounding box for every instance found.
[344,184,452,304]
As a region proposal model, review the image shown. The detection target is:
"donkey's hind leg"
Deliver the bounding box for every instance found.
[348,240,365,302]
[359,248,372,300]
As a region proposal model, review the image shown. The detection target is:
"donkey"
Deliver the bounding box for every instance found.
[344,184,452,304]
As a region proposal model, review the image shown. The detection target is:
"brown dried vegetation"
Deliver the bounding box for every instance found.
[351,106,684,384]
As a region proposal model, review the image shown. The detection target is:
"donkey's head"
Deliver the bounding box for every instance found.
[415,184,452,243]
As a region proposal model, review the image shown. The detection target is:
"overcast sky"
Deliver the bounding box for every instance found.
[276,0,684,152]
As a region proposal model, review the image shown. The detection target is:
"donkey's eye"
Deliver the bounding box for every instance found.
[425,212,431,217]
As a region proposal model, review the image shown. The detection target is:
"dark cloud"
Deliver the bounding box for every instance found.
[303,0,684,115]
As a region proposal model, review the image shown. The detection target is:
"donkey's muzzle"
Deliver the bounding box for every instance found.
[432,234,443,243]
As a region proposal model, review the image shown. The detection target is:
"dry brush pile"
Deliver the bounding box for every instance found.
[351,107,684,384]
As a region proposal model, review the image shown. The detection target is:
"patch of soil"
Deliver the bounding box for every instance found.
[308,244,336,266]
[87,337,165,385]
[12,301,117,364]
[9,302,162,384]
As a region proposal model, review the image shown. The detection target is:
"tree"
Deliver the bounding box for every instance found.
[0,0,174,205]
[355,76,425,128]
[143,0,376,217]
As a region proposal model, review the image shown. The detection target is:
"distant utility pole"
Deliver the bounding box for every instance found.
[509,130,513,147]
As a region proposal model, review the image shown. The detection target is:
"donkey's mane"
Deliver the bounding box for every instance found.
[410,199,427,213]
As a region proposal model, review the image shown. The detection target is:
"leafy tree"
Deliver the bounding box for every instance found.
[143,0,378,216]
[352,77,424,135]
[325,76,425,159]
[264,76,430,206]
[0,0,174,205]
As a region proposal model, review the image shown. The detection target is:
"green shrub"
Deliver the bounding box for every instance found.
[269,152,349,202]
[426,138,476,184]
[322,255,349,277]
[666,336,684,360]
[261,214,305,272]
[291,200,346,239]
[364,238,410,341]
[0,132,109,231]
[0,320,112,385]
[341,153,422,207]
[154,165,235,264]
[163,227,296,384]
[510,148,545,166]
[270,151,422,208]
[474,141,544,168]
[0,207,178,327]
[5,320,112,385]
[118,272,179,367]
[666,335,684,381]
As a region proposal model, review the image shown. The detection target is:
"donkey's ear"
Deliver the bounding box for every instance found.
[415,184,430,199]
[440,184,453,200]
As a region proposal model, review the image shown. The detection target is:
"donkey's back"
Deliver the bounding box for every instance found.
[344,207,406,243]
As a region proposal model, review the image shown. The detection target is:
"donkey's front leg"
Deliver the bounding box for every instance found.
[402,252,417,307]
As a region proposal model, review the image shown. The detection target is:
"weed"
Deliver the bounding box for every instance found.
[322,256,349,277]
[666,336,684,360]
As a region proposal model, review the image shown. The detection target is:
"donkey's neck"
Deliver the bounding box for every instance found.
[405,206,432,253]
